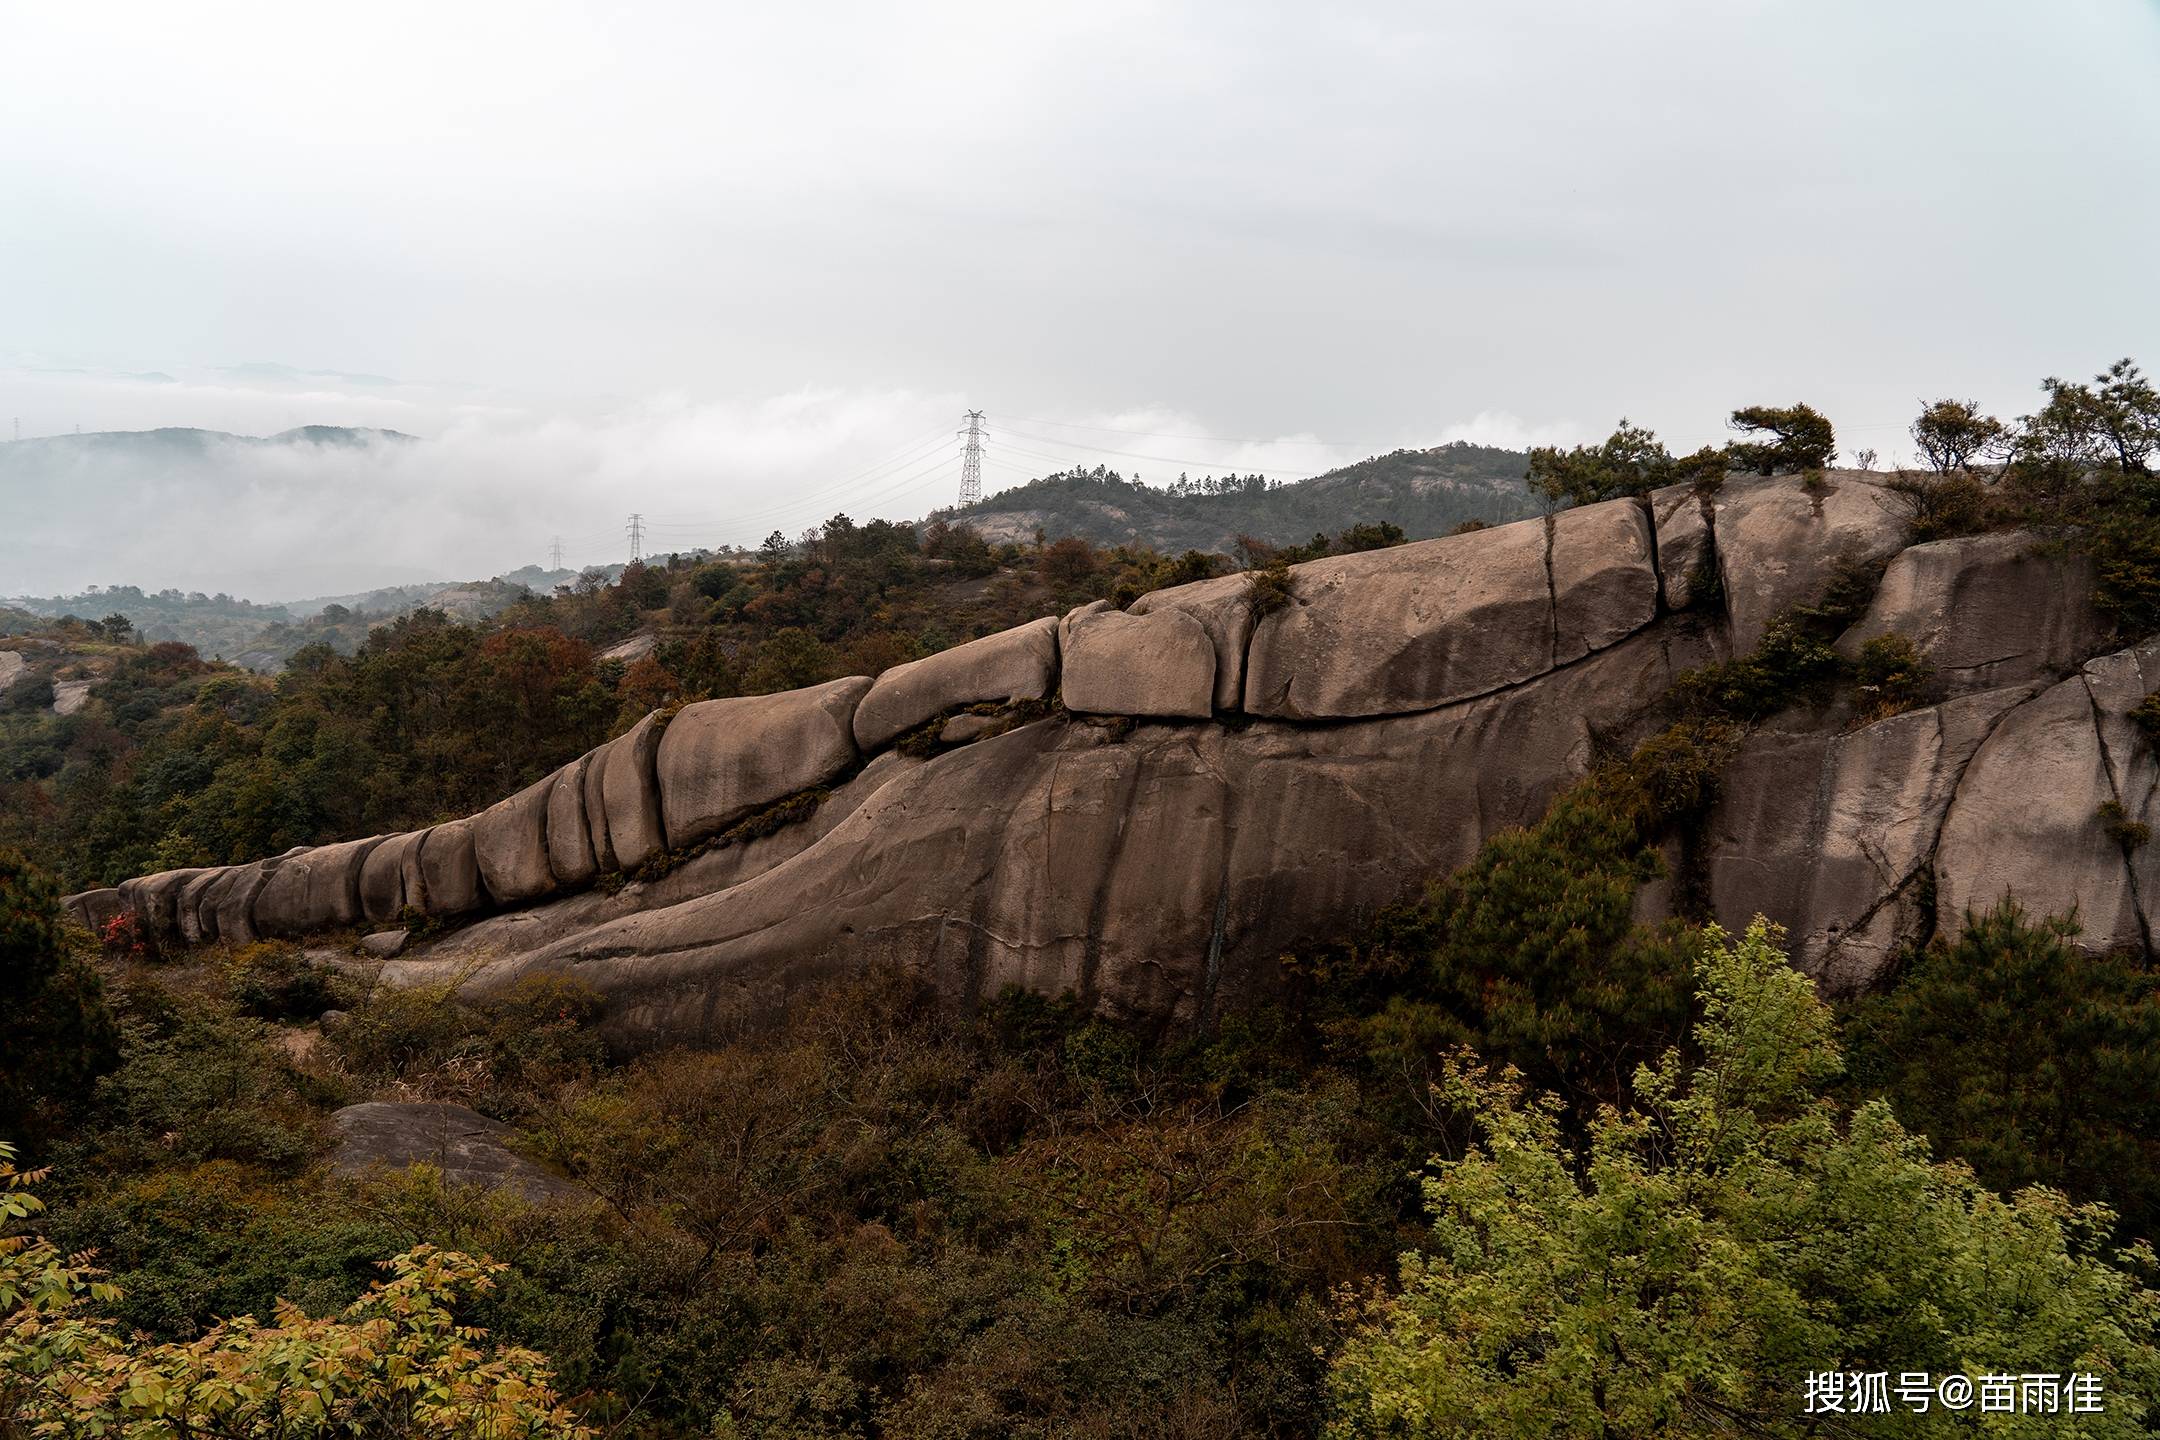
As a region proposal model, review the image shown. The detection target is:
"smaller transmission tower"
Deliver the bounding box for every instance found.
[958,410,985,507]
[627,513,645,563]
[548,536,564,570]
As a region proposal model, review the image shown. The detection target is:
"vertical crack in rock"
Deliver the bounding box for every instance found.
[344,836,387,929]
[1540,512,1561,663]
[644,711,675,854]
[2080,671,2156,954]
[1701,490,1730,626]
[1636,495,1667,617]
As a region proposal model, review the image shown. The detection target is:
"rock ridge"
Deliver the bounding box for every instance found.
[65,473,2140,1039]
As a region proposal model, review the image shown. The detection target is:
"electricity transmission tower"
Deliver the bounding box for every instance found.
[958,410,985,507]
[548,536,564,570]
[627,513,644,563]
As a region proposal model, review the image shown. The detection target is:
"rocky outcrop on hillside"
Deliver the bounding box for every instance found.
[69,473,2136,1044]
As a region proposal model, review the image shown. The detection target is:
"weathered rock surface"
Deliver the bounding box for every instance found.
[472,772,558,905]
[358,929,409,958]
[51,679,94,716]
[660,677,871,848]
[546,757,600,888]
[1242,520,1550,720]
[1933,659,2148,951]
[418,821,483,915]
[1838,531,2106,693]
[120,867,213,942]
[581,744,617,872]
[329,1102,591,1204]
[1702,685,2040,992]
[1240,500,1656,721]
[1711,471,1905,651]
[1060,601,1216,718]
[178,867,230,945]
[92,473,2160,1041]
[598,713,668,871]
[387,751,925,979]
[360,832,423,925]
[60,886,124,936]
[1126,575,1254,712]
[1649,485,1714,612]
[254,837,384,937]
[458,624,1719,1043]
[213,857,283,945]
[1551,500,1661,661]
[852,620,1056,750]
[939,712,1011,745]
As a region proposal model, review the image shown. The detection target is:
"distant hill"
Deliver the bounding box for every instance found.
[7,564,627,671]
[1,424,417,465]
[939,442,1539,551]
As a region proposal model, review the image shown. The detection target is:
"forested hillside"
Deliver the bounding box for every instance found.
[944,441,1537,549]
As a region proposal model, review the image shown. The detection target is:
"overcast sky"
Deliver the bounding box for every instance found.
[4,0,2158,598]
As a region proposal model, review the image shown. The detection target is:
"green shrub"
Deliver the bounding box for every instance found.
[0,846,118,1148]
[1326,921,2160,1436]
[327,975,607,1121]
[2134,690,2160,746]
[1880,466,1996,542]
[0,1148,590,1438]
[1851,631,1933,718]
[1669,615,1842,721]
[226,940,350,1021]
[2100,798,2152,853]
[1843,900,2160,1242]
[81,992,325,1173]
[1246,556,1295,618]
[1724,400,1837,474]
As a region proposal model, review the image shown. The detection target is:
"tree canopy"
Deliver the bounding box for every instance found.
[1326,921,2160,1439]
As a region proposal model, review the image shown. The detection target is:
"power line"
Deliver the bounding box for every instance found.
[639,427,960,530]
[626,513,644,563]
[548,536,564,569]
[958,410,985,507]
[644,437,964,535]
[1000,412,1380,448]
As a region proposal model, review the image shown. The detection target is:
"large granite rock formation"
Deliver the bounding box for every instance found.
[72,471,2139,1043]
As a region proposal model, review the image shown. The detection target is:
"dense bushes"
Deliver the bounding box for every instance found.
[1326,922,2160,1438]
[1844,901,2160,1242]
[0,847,116,1146]
[14,717,2160,1432]
[1,1152,589,1439]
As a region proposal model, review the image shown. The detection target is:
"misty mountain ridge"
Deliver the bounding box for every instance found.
[2,423,419,458]
[4,424,1537,669]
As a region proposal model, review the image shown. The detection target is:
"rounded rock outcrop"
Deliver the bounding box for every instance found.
[659,677,872,850]
[1059,602,1216,718]
[472,771,559,904]
[852,621,1055,751]
[417,820,483,916]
